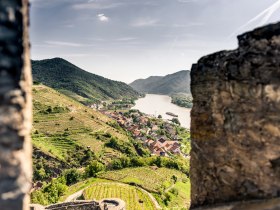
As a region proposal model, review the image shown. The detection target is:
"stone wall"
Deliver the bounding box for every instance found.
[0,0,32,210]
[30,199,126,210]
[46,201,101,210]
[190,22,280,208]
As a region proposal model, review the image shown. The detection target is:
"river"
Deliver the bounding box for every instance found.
[132,94,191,128]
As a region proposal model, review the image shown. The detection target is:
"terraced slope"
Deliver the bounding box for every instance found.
[32,85,135,165]
[84,182,156,210]
[98,167,188,193]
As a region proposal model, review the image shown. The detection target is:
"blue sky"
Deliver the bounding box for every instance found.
[30,0,280,83]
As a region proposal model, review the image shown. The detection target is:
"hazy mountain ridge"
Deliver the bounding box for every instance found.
[32,58,140,104]
[129,70,191,95]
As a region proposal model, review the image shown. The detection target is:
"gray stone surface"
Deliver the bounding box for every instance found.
[0,0,32,210]
[190,22,280,208]
[46,201,101,210]
[192,197,280,210]
[31,199,126,210]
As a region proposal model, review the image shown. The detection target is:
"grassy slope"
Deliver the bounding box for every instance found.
[32,85,190,209]
[32,85,134,164]
[59,178,111,202]
[98,167,187,193]
[98,167,190,209]
[59,178,155,210]
[168,181,191,209]
[84,182,155,210]
[32,58,139,104]
[59,167,190,209]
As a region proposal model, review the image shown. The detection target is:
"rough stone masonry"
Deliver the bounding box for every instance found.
[190,22,280,208]
[0,0,32,210]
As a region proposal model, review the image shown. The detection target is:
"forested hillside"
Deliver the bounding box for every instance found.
[32,58,140,104]
[130,70,190,95]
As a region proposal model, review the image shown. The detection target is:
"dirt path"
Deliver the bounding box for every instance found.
[65,189,84,202]
[164,184,175,193]
[136,185,162,209]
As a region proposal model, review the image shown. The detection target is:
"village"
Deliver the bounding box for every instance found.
[101,109,189,158]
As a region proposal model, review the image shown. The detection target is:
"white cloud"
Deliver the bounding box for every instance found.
[115,37,138,41]
[45,41,84,47]
[131,18,160,27]
[44,41,96,47]
[172,22,204,28]
[73,2,123,10]
[64,24,75,28]
[97,14,109,22]
[177,0,198,3]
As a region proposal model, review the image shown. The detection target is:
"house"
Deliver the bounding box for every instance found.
[139,116,148,124]
[138,136,147,141]
[170,144,181,154]
[158,138,166,145]
[152,125,159,131]
[117,119,126,126]
[152,146,166,156]
[127,125,138,132]
[145,138,182,156]
[145,139,154,147]
[133,129,141,137]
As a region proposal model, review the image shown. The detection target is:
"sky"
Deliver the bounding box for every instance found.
[30,0,280,83]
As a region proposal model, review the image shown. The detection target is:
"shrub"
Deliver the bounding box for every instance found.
[105,137,136,156]
[31,177,68,205]
[85,160,105,177]
[163,192,171,205]
[63,168,81,185]
[34,167,47,180]
[43,177,68,204]
[111,159,123,170]
[171,175,178,183]
[130,157,146,167]
[171,118,180,125]
[170,188,179,195]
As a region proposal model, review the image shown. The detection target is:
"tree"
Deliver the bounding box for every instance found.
[111,159,123,169]
[43,177,68,204]
[171,175,178,184]
[119,157,131,168]
[171,118,181,125]
[63,169,81,185]
[131,157,146,167]
[34,168,47,180]
[147,120,152,127]
[85,160,105,177]
[158,115,162,119]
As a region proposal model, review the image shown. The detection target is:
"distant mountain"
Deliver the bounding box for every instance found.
[32,58,140,104]
[129,70,190,95]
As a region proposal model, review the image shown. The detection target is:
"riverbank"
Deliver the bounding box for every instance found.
[171,93,193,109]
[132,94,191,128]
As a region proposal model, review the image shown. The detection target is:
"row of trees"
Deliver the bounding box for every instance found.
[31,154,190,205]
[109,156,189,175]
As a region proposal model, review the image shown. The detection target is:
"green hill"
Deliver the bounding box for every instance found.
[32,85,138,181]
[32,58,140,104]
[129,70,191,95]
[31,85,190,209]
